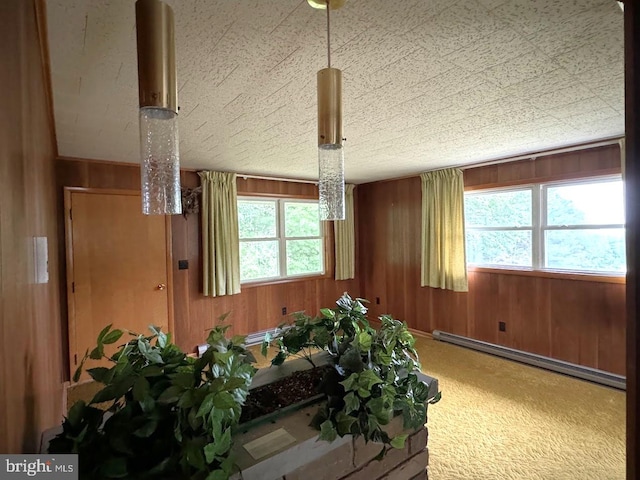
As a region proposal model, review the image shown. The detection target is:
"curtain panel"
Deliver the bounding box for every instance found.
[198,171,241,297]
[420,168,468,292]
[334,184,356,280]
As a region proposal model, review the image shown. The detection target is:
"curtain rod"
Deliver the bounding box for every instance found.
[238,173,318,185]
[457,136,623,171]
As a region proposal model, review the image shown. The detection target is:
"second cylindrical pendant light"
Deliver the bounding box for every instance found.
[135,0,182,215]
[313,0,345,221]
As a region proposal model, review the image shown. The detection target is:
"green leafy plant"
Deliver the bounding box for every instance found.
[49,324,256,480]
[264,293,441,457]
[261,294,371,367]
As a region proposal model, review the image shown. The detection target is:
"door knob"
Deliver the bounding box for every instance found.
[157,283,166,290]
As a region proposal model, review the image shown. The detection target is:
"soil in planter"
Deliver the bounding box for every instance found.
[239,365,332,424]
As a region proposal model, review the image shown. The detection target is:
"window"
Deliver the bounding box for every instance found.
[464,177,625,274]
[237,198,324,282]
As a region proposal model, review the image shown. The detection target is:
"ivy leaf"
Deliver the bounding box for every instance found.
[367,397,392,424]
[102,329,124,345]
[172,372,195,389]
[157,385,183,404]
[204,428,232,462]
[87,367,110,383]
[177,390,195,409]
[97,324,113,344]
[141,365,164,377]
[196,393,215,418]
[318,420,338,442]
[89,345,104,360]
[340,373,359,392]
[261,332,271,357]
[271,351,287,366]
[390,434,408,449]
[358,370,383,390]
[343,392,360,414]
[212,391,237,410]
[357,331,372,350]
[429,391,442,404]
[320,308,335,319]
[335,411,357,436]
[184,441,206,470]
[367,414,380,435]
[312,327,330,348]
[339,348,364,373]
[222,376,247,392]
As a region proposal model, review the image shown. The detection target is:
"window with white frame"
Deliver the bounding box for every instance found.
[464,176,626,274]
[237,197,324,282]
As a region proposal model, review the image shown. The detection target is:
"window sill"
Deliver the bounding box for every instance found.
[467,266,626,284]
[241,272,330,288]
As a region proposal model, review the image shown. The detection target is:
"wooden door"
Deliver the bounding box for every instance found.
[65,189,173,379]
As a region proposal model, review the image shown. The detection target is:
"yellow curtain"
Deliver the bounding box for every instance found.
[334,184,355,280]
[420,168,468,292]
[198,171,241,297]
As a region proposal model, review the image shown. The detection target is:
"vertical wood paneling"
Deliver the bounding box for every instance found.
[0,0,64,453]
[56,164,362,353]
[464,144,621,189]
[358,146,626,375]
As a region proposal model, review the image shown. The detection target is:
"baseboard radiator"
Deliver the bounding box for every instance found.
[432,330,626,391]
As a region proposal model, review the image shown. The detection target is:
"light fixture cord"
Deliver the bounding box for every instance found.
[326,0,331,68]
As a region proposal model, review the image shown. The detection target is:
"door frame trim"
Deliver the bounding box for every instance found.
[63,187,175,379]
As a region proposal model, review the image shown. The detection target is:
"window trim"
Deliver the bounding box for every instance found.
[464,175,626,279]
[238,195,328,285]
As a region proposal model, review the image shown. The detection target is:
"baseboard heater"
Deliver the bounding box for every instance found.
[432,330,626,391]
[245,328,279,347]
[197,328,286,356]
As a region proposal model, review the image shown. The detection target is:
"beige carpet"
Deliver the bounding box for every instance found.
[416,336,625,480]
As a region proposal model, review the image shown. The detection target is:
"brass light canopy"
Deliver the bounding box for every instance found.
[307,0,346,10]
[135,0,177,112]
[135,0,182,215]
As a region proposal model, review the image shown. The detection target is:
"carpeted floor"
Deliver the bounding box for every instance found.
[415,336,625,480]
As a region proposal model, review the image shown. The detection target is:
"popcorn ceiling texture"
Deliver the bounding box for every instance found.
[46,0,624,183]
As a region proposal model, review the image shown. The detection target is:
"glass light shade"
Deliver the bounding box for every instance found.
[318,143,345,220]
[139,107,181,215]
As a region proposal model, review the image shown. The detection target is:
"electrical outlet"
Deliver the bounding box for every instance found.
[499,321,506,332]
[282,307,287,316]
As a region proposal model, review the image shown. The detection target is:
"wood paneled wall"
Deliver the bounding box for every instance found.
[172,172,361,351]
[358,144,626,375]
[0,0,64,452]
[55,161,361,354]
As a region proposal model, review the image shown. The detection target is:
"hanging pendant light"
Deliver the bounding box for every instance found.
[311,0,345,221]
[135,0,182,215]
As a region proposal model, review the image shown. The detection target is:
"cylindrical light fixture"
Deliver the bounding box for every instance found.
[317,67,345,220]
[313,0,346,221]
[135,0,182,215]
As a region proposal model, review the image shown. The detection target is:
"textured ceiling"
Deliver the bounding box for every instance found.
[46,0,624,184]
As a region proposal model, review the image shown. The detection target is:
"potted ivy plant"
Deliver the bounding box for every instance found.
[49,323,256,480]
[262,293,441,457]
